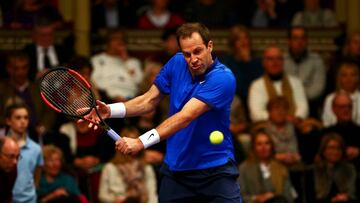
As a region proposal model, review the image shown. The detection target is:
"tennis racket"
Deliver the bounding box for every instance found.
[39,67,121,141]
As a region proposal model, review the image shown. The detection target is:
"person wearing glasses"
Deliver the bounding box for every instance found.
[0,137,20,203]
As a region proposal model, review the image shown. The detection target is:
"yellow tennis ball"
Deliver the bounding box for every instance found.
[209,131,224,145]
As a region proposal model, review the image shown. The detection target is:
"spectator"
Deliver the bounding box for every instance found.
[91,29,143,102]
[342,31,360,69]
[0,52,55,137]
[263,97,302,167]
[292,0,338,28]
[326,31,360,94]
[312,133,357,203]
[37,144,86,203]
[222,25,264,104]
[322,91,360,168]
[248,46,308,123]
[98,127,158,203]
[239,131,295,203]
[23,18,71,81]
[0,137,20,203]
[284,26,326,117]
[322,63,360,127]
[184,0,232,28]
[4,0,63,29]
[91,0,142,31]
[252,0,302,28]
[5,103,43,203]
[137,0,184,30]
[147,28,180,65]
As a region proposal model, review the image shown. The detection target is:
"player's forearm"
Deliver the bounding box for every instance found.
[156,111,194,141]
[124,93,159,117]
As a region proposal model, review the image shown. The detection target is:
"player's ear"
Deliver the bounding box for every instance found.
[207,40,213,52]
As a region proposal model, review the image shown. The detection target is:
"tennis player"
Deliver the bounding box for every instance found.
[85,22,242,202]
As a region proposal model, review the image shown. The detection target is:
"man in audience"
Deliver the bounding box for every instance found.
[5,103,43,203]
[323,91,360,169]
[248,46,308,123]
[23,19,70,81]
[0,52,55,137]
[284,26,326,117]
[91,29,143,102]
[0,137,20,203]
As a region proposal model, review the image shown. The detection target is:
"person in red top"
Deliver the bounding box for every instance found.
[138,0,185,29]
[0,137,20,203]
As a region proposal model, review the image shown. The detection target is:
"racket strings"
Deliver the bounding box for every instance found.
[41,70,94,116]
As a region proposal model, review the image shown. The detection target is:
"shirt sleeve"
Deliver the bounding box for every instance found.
[194,69,236,110]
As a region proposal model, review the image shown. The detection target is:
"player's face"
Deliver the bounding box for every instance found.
[0,141,20,172]
[6,108,29,135]
[180,32,213,77]
[44,152,62,177]
[254,133,273,160]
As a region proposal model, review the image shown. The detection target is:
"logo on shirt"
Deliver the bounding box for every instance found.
[199,80,206,84]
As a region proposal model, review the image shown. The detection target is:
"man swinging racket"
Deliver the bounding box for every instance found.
[84,22,242,203]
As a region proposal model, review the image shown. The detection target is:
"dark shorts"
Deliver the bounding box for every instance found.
[159,160,242,203]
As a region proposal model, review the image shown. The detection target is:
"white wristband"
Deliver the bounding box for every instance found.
[139,129,160,149]
[109,103,126,118]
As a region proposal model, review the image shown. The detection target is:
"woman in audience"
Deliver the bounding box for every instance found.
[313,133,357,203]
[98,127,158,203]
[221,25,263,105]
[37,144,87,203]
[239,130,295,203]
[264,97,301,167]
[322,62,360,127]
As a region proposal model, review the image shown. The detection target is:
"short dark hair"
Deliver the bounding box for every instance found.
[5,102,30,119]
[6,51,30,66]
[266,96,289,111]
[176,22,211,48]
[67,56,93,72]
[106,29,128,44]
[0,137,5,153]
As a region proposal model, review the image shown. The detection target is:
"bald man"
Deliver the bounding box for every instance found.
[0,137,20,203]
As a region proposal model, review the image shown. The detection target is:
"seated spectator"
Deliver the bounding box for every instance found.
[23,18,71,81]
[292,0,338,28]
[137,0,184,29]
[327,31,360,93]
[322,63,360,127]
[284,26,326,118]
[91,29,143,102]
[312,133,357,203]
[221,25,264,104]
[251,0,302,28]
[184,0,232,27]
[147,28,180,65]
[37,144,87,203]
[0,52,55,138]
[98,127,158,203]
[5,103,43,203]
[343,31,360,69]
[322,91,360,168]
[239,130,295,203]
[4,0,63,29]
[263,97,301,167]
[0,137,20,203]
[248,46,308,123]
[91,0,141,31]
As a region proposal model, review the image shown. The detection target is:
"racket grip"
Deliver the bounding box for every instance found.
[106,128,121,141]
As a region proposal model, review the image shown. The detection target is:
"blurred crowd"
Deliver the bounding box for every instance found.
[0,0,360,203]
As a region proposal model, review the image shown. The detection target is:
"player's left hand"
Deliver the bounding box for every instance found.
[115,137,144,155]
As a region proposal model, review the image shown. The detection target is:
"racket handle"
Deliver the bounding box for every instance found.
[106,128,121,141]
